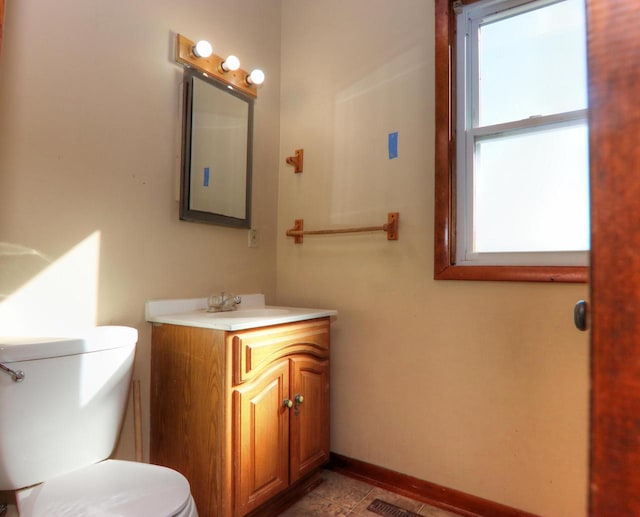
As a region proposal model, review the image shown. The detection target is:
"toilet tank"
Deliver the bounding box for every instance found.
[0,326,137,490]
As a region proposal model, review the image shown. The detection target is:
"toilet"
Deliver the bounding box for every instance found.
[0,326,197,516]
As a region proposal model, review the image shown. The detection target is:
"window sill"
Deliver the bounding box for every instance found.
[434,263,588,283]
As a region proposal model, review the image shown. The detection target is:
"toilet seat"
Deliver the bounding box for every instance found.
[16,460,197,516]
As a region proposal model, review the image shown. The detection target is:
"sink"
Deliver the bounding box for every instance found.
[145,295,337,331]
[207,308,290,318]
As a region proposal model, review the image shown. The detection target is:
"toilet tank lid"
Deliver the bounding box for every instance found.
[0,326,137,363]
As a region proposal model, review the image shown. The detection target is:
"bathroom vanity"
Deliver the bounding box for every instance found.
[146,297,336,517]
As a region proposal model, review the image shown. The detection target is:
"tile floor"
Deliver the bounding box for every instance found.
[279,470,462,517]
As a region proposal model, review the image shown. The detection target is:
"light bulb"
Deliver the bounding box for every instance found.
[221,55,240,72]
[247,69,265,86]
[192,40,213,58]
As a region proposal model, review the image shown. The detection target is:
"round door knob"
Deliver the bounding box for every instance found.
[295,394,304,404]
[283,399,293,409]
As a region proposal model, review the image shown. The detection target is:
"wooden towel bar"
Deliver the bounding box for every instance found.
[286,212,399,244]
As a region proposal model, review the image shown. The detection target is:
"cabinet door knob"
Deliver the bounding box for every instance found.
[283,399,293,409]
[295,394,304,404]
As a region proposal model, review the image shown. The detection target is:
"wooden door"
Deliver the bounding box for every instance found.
[233,359,290,517]
[0,0,5,59]
[587,1,640,515]
[289,356,330,483]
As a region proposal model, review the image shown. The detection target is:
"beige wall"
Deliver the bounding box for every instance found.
[276,1,590,516]
[0,0,281,459]
[1,1,590,516]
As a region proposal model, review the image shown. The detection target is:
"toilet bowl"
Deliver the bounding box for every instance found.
[0,327,198,516]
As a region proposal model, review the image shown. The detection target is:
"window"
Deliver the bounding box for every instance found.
[434,0,589,282]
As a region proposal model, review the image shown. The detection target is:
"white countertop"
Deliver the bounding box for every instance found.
[145,294,337,331]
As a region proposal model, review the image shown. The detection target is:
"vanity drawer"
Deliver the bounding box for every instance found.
[231,318,330,385]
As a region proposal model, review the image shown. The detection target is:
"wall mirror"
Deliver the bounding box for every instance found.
[180,68,253,228]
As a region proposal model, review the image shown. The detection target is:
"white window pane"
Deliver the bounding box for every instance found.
[473,122,589,253]
[478,0,587,127]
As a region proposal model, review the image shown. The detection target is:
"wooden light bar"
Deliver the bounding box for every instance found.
[175,34,258,98]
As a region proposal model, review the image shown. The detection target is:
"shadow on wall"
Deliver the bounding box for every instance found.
[0,232,100,337]
[331,45,428,225]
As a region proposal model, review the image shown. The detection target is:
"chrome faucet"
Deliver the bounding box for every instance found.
[207,292,242,312]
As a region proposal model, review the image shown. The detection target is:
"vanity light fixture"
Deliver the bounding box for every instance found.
[176,34,263,98]
[192,40,213,58]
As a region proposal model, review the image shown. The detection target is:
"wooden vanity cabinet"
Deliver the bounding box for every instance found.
[150,318,330,517]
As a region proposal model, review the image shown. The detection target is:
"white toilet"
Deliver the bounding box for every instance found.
[0,326,198,516]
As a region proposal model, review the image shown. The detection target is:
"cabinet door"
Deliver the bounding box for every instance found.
[289,356,330,483]
[233,359,290,517]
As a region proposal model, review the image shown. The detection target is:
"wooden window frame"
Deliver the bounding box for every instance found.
[434,0,588,283]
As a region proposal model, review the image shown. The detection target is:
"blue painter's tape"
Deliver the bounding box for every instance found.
[388,132,398,159]
[203,167,210,187]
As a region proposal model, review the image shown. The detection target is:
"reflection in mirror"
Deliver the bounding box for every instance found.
[180,68,253,228]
